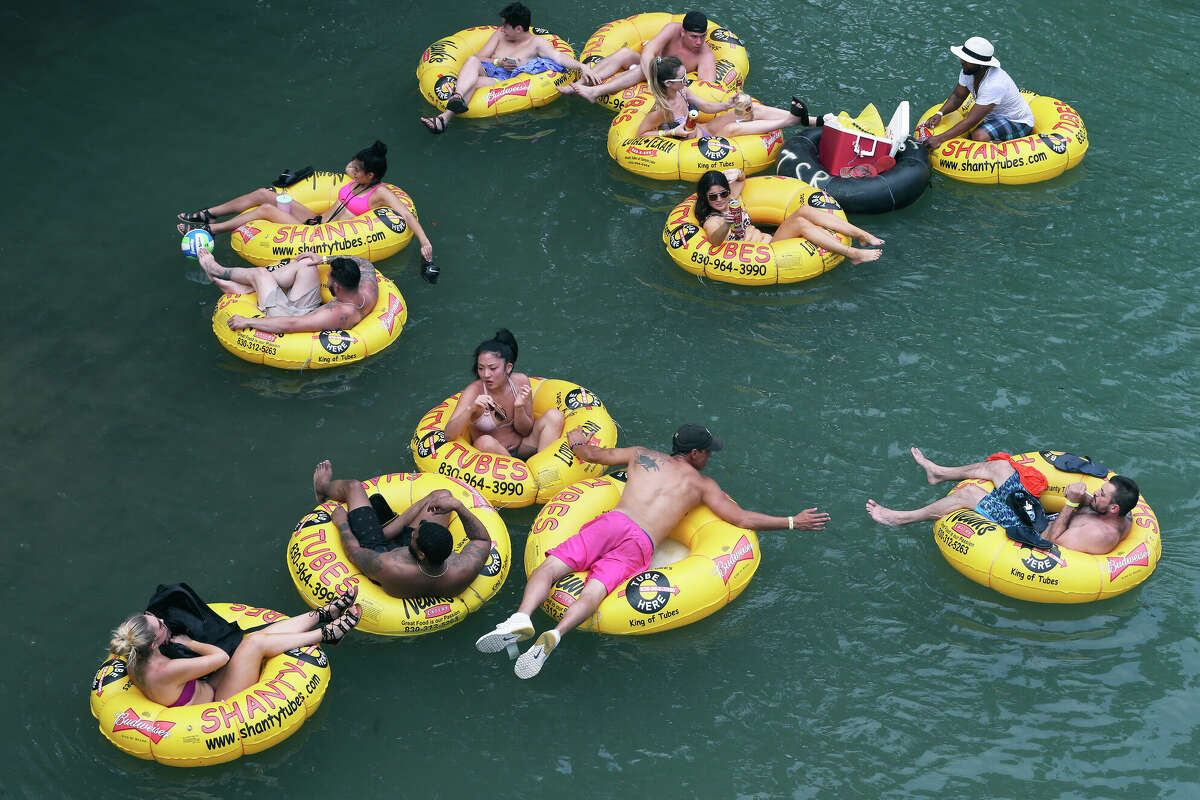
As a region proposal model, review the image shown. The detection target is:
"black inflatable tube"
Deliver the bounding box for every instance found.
[775,127,931,214]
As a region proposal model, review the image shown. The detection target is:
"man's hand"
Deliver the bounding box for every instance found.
[227,315,254,331]
[424,489,460,516]
[1064,482,1089,506]
[925,133,947,150]
[791,508,831,531]
[578,64,600,85]
[566,425,589,447]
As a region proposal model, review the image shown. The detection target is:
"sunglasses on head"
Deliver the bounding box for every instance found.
[707,189,730,200]
[664,77,686,84]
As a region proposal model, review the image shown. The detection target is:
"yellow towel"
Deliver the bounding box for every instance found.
[834,104,886,137]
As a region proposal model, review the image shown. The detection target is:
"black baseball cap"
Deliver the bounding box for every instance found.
[681,11,708,33]
[672,423,724,453]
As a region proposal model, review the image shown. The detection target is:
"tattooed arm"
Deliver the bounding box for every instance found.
[332,506,389,581]
[565,426,640,467]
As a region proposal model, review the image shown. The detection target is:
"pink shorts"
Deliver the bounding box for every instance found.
[546,510,654,594]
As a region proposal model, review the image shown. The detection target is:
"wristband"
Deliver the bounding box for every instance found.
[1063,499,1079,508]
[787,515,794,530]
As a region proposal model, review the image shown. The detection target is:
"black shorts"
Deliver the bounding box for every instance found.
[347,506,391,553]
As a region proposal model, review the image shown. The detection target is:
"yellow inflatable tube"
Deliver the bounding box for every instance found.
[525,474,760,635]
[417,26,577,117]
[932,451,1160,603]
[663,175,848,285]
[607,85,784,181]
[211,261,407,370]
[917,92,1087,184]
[580,13,750,113]
[89,603,331,767]
[286,473,511,637]
[410,378,617,508]
[230,171,417,266]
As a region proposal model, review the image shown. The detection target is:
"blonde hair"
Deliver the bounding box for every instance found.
[108,614,155,680]
[649,56,685,118]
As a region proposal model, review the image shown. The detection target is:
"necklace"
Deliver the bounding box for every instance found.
[418,561,447,578]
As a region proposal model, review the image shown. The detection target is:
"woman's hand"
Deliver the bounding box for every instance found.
[420,240,433,262]
[515,383,532,411]
[471,395,495,420]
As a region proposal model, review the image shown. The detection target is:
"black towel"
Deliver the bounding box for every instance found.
[1040,451,1110,478]
[146,582,243,659]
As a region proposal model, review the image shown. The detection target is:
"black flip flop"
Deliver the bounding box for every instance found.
[446,93,469,114]
[420,116,447,135]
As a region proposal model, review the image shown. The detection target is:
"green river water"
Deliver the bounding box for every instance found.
[3,0,1198,797]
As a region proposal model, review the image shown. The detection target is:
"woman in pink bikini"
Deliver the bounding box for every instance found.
[105,587,360,708]
[443,329,565,459]
[176,141,434,262]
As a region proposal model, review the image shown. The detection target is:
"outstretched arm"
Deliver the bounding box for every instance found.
[700,478,830,531]
[565,426,637,466]
[534,39,599,84]
[926,101,992,148]
[374,187,432,262]
[227,302,353,334]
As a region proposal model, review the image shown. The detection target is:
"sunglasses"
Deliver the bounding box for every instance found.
[707,189,730,200]
[664,77,686,84]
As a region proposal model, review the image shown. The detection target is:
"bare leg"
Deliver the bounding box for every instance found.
[207,606,360,700]
[864,448,1015,526]
[793,207,885,246]
[421,57,498,130]
[522,409,565,456]
[197,248,255,294]
[178,188,313,234]
[568,50,642,102]
[909,446,1012,486]
[772,212,882,264]
[517,556,573,617]
[312,460,370,510]
[550,578,607,637]
[708,104,807,137]
[472,434,512,457]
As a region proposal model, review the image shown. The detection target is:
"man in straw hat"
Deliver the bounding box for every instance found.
[475,423,830,679]
[923,36,1035,149]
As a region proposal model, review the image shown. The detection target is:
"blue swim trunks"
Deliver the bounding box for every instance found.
[977,116,1033,142]
[481,56,563,81]
[974,471,1024,527]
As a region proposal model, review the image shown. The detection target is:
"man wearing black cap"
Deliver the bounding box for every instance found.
[923,36,1034,149]
[475,423,829,678]
[558,10,718,104]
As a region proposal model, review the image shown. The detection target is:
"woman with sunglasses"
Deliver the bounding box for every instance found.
[105,588,361,708]
[443,328,565,459]
[176,141,434,263]
[696,169,884,264]
[636,56,819,139]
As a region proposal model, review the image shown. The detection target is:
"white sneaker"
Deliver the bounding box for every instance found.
[475,613,534,653]
[514,631,560,679]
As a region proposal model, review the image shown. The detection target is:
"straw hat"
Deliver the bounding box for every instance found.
[950,36,1000,67]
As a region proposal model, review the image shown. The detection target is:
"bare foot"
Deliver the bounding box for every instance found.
[313,459,333,502]
[847,248,882,264]
[861,235,885,246]
[196,247,228,282]
[910,447,942,485]
[574,83,601,104]
[865,499,906,526]
[555,82,580,96]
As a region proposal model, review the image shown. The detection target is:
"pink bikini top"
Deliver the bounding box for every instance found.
[335,182,380,217]
[472,377,517,434]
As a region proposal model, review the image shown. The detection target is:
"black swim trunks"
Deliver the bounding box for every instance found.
[347,506,391,553]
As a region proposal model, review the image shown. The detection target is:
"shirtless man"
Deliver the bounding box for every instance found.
[865,448,1140,555]
[198,248,378,333]
[475,423,830,679]
[557,10,717,104]
[420,3,598,133]
[312,461,494,599]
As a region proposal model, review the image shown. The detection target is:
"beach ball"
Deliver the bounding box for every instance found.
[181,228,215,260]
